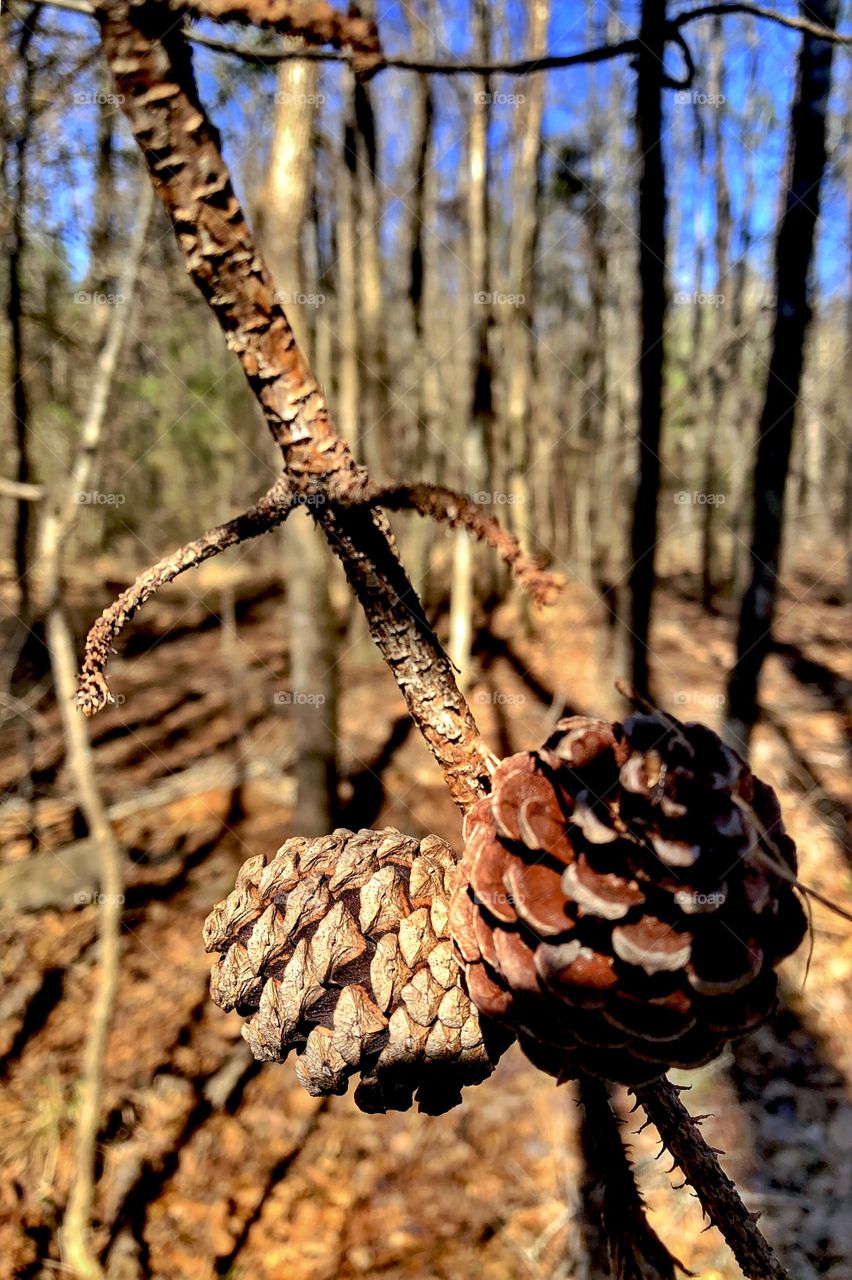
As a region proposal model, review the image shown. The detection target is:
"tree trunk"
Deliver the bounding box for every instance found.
[400,0,438,601]
[262,50,339,833]
[503,0,550,629]
[625,0,668,699]
[700,15,731,610]
[724,0,840,754]
[449,0,495,687]
[8,17,37,620]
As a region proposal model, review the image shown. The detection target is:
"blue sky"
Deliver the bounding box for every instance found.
[18,0,852,301]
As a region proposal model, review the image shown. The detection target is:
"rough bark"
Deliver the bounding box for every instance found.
[95,0,494,810]
[725,0,840,754]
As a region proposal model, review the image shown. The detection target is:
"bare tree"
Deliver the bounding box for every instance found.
[725,0,840,753]
[7,13,39,621]
[625,0,668,699]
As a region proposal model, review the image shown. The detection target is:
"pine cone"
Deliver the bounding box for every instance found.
[203,827,509,1114]
[451,714,807,1086]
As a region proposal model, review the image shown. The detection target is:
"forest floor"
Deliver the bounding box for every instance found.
[1,551,851,1280]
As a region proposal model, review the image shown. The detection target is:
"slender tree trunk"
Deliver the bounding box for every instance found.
[336,81,359,447]
[55,180,152,1280]
[700,15,731,609]
[8,17,37,620]
[725,0,840,754]
[262,50,339,834]
[625,0,667,699]
[352,0,389,478]
[449,0,494,687]
[726,18,759,598]
[504,0,550,628]
[400,0,438,601]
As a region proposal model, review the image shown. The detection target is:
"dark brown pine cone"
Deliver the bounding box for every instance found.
[204,827,510,1114]
[450,713,807,1086]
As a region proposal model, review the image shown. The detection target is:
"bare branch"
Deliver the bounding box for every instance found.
[355,482,563,606]
[0,475,44,500]
[673,3,852,44]
[634,1079,789,1280]
[94,0,495,809]
[76,478,294,717]
[186,26,643,75]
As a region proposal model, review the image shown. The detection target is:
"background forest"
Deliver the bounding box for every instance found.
[1,1,851,1278]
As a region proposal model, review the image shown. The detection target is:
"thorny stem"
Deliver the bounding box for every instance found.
[634,1079,789,1280]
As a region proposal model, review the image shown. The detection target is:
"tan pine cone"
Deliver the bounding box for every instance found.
[203,827,510,1113]
[451,713,807,1086]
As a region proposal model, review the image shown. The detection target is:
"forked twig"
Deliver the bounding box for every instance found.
[76,476,560,716]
